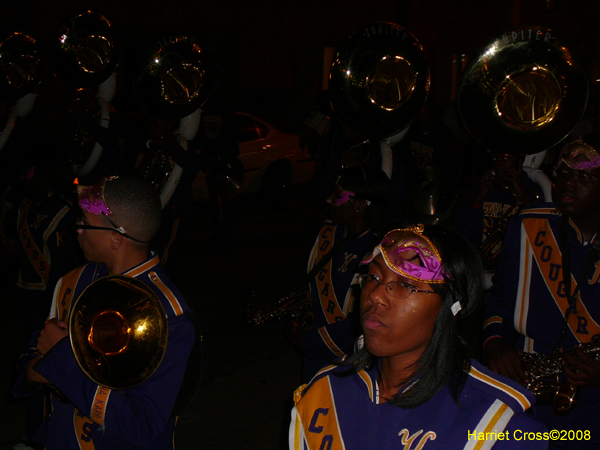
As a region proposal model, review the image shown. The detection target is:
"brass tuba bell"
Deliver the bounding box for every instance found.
[49,10,122,177]
[329,22,430,141]
[133,36,217,207]
[0,31,45,151]
[69,275,168,390]
[458,26,589,156]
[50,10,122,89]
[133,35,216,121]
[0,32,45,102]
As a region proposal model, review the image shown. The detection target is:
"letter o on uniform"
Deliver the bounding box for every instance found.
[319,435,333,450]
[541,245,552,262]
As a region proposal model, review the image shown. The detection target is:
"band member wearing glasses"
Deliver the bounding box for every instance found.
[12,176,201,450]
[290,225,546,450]
[483,133,600,449]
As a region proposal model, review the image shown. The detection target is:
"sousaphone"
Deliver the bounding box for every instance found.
[0,32,45,151]
[458,26,589,156]
[50,10,122,177]
[132,36,231,207]
[458,27,589,281]
[329,22,430,177]
[69,275,168,390]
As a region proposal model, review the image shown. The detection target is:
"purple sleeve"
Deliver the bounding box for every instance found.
[482,216,522,347]
[34,314,195,447]
[12,330,44,399]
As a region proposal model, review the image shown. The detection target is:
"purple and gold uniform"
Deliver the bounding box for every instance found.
[302,222,376,380]
[290,360,546,450]
[483,204,600,448]
[13,252,200,450]
[14,192,82,294]
[455,175,542,252]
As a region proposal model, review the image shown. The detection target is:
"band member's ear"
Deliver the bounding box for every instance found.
[111,231,124,250]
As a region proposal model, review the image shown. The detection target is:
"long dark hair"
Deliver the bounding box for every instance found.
[339,224,484,408]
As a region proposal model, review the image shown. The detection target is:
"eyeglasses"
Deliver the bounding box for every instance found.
[75,221,146,244]
[554,166,599,183]
[358,273,437,299]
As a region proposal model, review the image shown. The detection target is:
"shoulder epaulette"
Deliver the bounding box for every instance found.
[518,203,560,218]
[466,363,533,414]
[293,384,308,405]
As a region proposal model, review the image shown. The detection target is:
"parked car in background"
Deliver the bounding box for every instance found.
[192,111,316,203]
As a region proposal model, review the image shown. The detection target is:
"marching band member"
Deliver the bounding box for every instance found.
[12,176,201,450]
[291,224,546,449]
[484,132,600,449]
[293,164,392,382]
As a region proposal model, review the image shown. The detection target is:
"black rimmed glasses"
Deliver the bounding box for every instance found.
[75,220,146,243]
[358,274,437,299]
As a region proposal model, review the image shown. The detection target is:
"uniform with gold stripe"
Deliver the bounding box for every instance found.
[12,252,198,449]
[483,203,600,448]
[302,222,377,381]
[290,360,546,450]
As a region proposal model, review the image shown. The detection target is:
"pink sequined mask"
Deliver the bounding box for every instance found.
[362,225,447,284]
[554,139,600,171]
[77,176,118,216]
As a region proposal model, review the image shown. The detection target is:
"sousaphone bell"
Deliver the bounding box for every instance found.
[458,26,589,156]
[132,36,232,207]
[329,22,430,141]
[50,10,123,177]
[0,32,45,151]
[69,275,168,390]
[329,22,430,177]
[50,10,122,89]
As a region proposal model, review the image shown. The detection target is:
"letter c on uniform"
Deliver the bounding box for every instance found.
[534,231,546,247]
[309,408,329,433]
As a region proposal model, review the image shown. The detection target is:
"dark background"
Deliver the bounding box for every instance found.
[0,1,599,449]
[0,0,598,131]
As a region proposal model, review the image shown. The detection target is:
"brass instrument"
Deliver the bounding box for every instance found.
[479,184,538,271]
[50,10,122,89]
[245,286,312,329]
[328,22,429,178]
[69,275,168,390]
[520,336,600,414]
[133,35,215,121]
[458,26,588,156]
[329,22,429,141]
[50,10,122,177]
[0,32,45,151]
[133,36,217,207]
[458,27,588,270]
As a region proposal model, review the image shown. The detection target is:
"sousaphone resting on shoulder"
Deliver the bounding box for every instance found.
[458,26,589,271]
[50,10,122,178]
[328,21,430,178]
[459,26,590,414]
[133,35,227,208]
[0,31,45,151]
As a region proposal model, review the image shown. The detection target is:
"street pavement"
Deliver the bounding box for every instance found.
[0,181,323,450]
